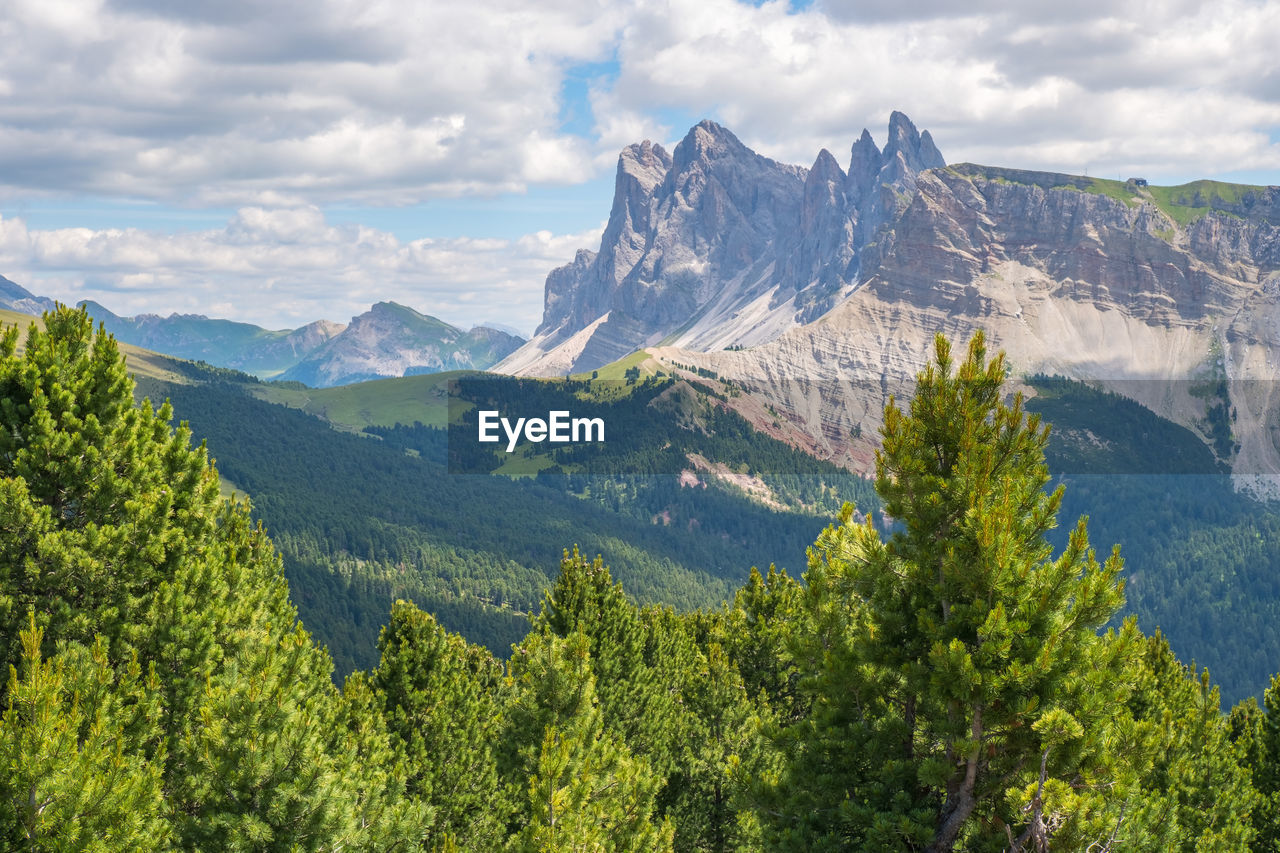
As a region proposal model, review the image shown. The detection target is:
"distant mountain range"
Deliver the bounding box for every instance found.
[0,275,523,387]
[277,301,523,387]
[0,274,58,316]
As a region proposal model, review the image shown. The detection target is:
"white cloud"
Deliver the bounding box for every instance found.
[1,0,1278,328]
[0,0,628,205]
[595,0,1280,182]
[0,208,604,334]
[0,0,1276,209]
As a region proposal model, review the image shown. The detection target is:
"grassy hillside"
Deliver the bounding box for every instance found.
[250,370,466,430]
[949,163,1274,229]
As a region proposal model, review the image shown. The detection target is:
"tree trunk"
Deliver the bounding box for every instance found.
[927,706,983,853]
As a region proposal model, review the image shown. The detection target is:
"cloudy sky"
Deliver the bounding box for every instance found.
[1,0,1277,334]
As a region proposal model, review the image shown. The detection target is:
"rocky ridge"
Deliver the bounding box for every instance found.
[658,165,1280,480]
[503,115,1280,482]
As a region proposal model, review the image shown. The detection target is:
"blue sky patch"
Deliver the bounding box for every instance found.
[557,58,620,138]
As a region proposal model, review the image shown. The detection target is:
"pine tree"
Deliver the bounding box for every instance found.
[0,308,219,671]
[0,308,425,849]
[503,630,673,853]
[765,332,1140,851]
[674,633,772,853]
[532,550,685,797]
[0,614,167,852]
[372,599,512,851]
[721,565,808,723]
[1236,674,1280,852]
[1119,632,1256,851]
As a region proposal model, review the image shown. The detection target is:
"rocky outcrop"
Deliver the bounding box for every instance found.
[282,319,348,358]
[498,113,947,375]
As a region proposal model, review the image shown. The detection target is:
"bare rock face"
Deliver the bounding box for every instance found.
[284,319,347,357]
[498,114,947,375]
[661,166,1280,481]
[538,139,672,337]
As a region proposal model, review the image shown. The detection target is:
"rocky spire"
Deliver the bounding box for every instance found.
[846,128,882,206]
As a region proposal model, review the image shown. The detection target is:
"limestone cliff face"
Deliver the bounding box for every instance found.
[659,167,1280,480]
[497,113,945,375]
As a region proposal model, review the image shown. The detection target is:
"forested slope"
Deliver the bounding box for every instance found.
[133,350,1280,703]
[7,312,1279,852]
[147,374,868,675]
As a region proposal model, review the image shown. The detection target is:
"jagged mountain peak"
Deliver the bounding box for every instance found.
[669,119,808,185]
[671,119,751,170]
[875,111,947,189]
[884,111,943,166]
[885,111,923,152]
[498,112,947,376]
[918,130,945,170]
[810,148,845,181]
[847,129,881,201]
[620,139,672,177]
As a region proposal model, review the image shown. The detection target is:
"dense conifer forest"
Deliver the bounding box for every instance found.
[150,371,875,676]
[142,347,1280,705]
[4,307,1280,850]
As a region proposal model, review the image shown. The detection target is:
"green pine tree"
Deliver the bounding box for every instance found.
[532,550,685,794]
[674,633,772,853]
[764,332,1141,851]
[1119,632,1256,851]
[0,614,167,851]
[371,599,512,851]
[503,630,673,853]
[0,307,425,850]
[721,565,808,723]
[1235,674,1280,852]
[0,308,220,671]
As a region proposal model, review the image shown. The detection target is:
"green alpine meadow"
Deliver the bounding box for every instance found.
[4,306,1279,851]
